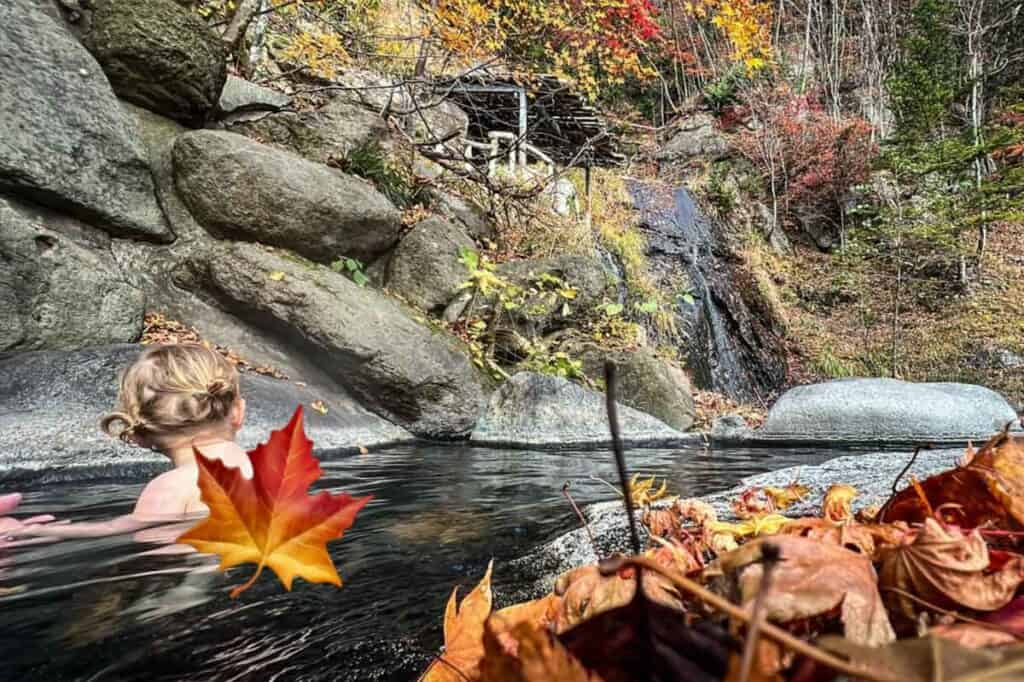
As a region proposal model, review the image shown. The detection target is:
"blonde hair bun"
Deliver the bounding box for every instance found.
[101,344,241,449]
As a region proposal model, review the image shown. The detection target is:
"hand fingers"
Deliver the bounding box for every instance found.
[0,493,22,515]
[22,515,57,525]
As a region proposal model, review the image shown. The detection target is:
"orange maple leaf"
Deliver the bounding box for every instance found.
[423,560,494,681]
[177,406,371,598]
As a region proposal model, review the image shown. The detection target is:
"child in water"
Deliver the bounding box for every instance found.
[2,344,252,542]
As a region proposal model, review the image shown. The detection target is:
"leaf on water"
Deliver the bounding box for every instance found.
[717,535,896,648]
[177,407,371,598]
[822,484,858,522]
[423,561,495,682]
[268,270,286,281]
[309,399,328,415]
[877,518,1024,625]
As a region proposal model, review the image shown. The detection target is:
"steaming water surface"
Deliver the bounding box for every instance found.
[0,443,840,681]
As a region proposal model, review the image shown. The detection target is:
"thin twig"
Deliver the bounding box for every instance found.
[883,443,934,506]
[562,481,599,560]
[605,361,641,557]
[600,555,900,682]
[739,542,781,682]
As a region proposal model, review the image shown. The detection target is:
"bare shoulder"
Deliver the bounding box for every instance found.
[133,467,199,518]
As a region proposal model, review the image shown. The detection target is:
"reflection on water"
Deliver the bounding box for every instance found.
[0,443,838,681]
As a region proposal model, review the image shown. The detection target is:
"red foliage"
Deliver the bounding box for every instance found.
[734,87,877,228]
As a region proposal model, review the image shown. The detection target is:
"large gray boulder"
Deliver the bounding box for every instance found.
[0,0,170,241]
[656,112,730,165]
[0,345,411,484]
[386,216,475,311]
[230,98,391,165]
[472,372,691,448]
[83,0,227,125]
[172,130,402,263]
[173,241,485,439]
[758,378,1019,443]
[0,197,146,352]
[577,347,696,432]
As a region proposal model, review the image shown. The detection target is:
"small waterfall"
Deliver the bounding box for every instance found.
[594,243,628,305]
[628,181,785,403]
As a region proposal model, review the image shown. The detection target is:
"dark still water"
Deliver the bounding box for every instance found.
[0,443,838,681]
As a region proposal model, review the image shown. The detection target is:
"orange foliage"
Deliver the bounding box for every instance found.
[177,407,371,598]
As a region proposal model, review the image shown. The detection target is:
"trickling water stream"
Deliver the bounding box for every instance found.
[629,181,785,403]
[0,442,837,681]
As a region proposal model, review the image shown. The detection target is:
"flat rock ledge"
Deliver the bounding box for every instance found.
[753,378,1019,444]
[507,446,963,601]
[0,346,413,484]
[471,372,698,449]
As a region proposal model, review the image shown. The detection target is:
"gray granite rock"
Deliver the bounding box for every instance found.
[0,0,171,241]
[758,379,1018,443]
[228,98,390,164]
[82,0,226,125]
[656,112,730,164]
[172,130,402,264]
[711,414,754,443]
[385,216,475,312]
[0,197,145,352]
[172,240,486,439]
[0,345,412,484]
[218,75,291,117]
[471,372,694,448]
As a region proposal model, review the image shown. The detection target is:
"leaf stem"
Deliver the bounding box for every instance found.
[230,562,266,599]
[562,482,599,560]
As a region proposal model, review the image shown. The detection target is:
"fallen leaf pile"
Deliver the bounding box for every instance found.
[419,431,1024,681]
[178,406,371,597]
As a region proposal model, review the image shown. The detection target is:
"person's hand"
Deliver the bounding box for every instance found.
[0,493,59,549]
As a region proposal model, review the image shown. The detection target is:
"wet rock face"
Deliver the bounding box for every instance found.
[758,379,1020,443]
[0,346,412,484]
[0,0,171,241]
[83,0,227,125]
[173,241,485,439]
[172,130,402,264]
[630,183,785,403]
[471,372,693,448]
[0,197,145,352]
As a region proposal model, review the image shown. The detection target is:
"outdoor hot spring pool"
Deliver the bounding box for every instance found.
[1,443,845,681]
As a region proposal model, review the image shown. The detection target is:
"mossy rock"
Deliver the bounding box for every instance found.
[84,0,226,125]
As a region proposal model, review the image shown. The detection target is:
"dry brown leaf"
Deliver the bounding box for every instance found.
[492,594,561,638]
[552,561,682,632]
[879,432,1024,530]
[816,634,1024,682]
[877,518,1024,624]
[480,618,602,681]
[718,536,896,648]
[423,561,494,682]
